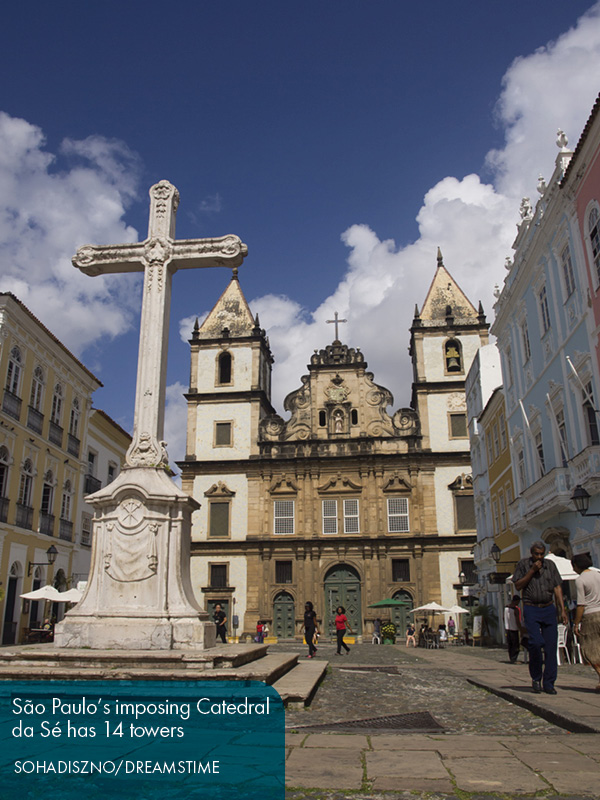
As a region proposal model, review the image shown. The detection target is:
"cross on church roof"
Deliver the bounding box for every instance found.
[326,311,347,342]
[72,180,247,468]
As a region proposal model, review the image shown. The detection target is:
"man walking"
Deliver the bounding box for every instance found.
[513,541,567,694]
[213,603,228,644]
[504,595,522,663]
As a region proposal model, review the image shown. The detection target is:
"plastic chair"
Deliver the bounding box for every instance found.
[557,624,570,665]
[372,632,381,644]
[573,638,584,664]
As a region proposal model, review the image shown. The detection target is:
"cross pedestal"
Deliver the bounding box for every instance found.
[54,181,247,650]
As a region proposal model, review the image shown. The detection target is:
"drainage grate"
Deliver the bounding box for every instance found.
[291,711,444,734]
[338,665,401,674]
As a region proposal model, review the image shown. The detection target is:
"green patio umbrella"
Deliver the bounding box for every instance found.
[368,598,411,608]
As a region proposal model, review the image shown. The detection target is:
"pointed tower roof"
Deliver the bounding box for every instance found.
[419,249,479,323]
[196,272,256,339]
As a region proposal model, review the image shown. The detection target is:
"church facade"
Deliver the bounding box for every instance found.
[179,253,488,639]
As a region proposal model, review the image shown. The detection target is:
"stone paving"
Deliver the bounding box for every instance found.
[280,641,564,734]
[273,641,600,799]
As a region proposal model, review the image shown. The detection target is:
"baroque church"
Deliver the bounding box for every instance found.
[179,252,489,640]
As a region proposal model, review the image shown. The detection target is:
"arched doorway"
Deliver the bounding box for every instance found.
[392,590,413,635]
[323,564,362,636]
[2,562,22,644]
[273,592,295,639]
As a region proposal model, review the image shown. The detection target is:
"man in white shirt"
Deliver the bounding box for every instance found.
[504,595,522,664]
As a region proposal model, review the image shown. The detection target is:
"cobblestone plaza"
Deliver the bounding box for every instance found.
[277,642,600,799]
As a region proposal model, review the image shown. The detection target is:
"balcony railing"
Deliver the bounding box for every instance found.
[571,445,600,488]
[15,503,34,530]
[26,406,44,435]
[49,421,63,447]
[59,518,73,541]
[2,390,22,421]
[39,512,55,536]
[0,496,9,523]
[67,434,80,457]
[521,467,572,523]
[84,474,102,494]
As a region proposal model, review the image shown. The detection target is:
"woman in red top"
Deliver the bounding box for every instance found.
[335,606,354,655]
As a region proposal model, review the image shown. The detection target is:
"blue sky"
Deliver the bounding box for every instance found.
[1,1,599,468]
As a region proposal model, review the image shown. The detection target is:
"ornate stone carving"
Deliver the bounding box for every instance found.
[317,474,363,493]
[448,473,473,491]
[392,408,420,437]
[204,481,236,497]
[310,341,366,367]
[382,474,412,493]
[269,475,299,494]
[447,393,466,411]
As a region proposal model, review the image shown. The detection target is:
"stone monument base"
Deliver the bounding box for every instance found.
[54,466,214,651]
[54,615,215,651]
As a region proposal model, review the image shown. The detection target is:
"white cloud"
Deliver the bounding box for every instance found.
[0,111,142,356]
[217,4,600,415]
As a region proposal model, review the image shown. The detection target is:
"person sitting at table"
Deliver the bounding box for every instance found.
[438,624,448,643]
[42,618,53,630]
[406,623,416,647]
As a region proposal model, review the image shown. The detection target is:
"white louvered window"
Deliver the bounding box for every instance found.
[343,499,360,533]
[274,500,294,535]
[322,499,337,534]
[387,497,409,532]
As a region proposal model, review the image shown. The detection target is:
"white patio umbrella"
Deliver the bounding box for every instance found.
[58,588,82,603]
[409,602,451,614]
[20,585,61,601]
[445,604,469,615]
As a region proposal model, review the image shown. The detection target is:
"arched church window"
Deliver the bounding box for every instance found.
[319,410,326,427]
[445,339,463,373]
[351,409,358,426]
[217,351,232,385]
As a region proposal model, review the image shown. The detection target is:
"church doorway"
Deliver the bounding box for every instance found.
[391,590,413,635]
[323,564,362,636]
[273,592,295,639]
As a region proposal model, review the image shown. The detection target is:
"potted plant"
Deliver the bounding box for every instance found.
[381,621,396,644]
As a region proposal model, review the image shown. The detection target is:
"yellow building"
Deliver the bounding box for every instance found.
[479,387,519,619]
[0,293,106,644]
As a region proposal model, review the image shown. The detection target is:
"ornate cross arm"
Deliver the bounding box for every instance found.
[72,243,146,276]
[171,236,248,271]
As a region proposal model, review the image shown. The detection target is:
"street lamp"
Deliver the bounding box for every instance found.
[571,485,600,517]
[28,545,58,576]
[491,543,501,563]
[458,570,466,585]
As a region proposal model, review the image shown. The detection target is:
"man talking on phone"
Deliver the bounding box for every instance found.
[513,541,567,695]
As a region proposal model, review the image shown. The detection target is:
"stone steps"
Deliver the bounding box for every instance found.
[272,659,328,707]
[0,647,296,685]
[0,643,268,670]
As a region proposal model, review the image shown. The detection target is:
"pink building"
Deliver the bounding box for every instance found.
[565,93,600,374]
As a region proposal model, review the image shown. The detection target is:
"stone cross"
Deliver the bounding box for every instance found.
[326,311,347,342]
[73,180,247,468]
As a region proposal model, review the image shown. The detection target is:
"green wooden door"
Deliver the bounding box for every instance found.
[323,564,362,636]
[273,592,295,639]
[392,590,414,635]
